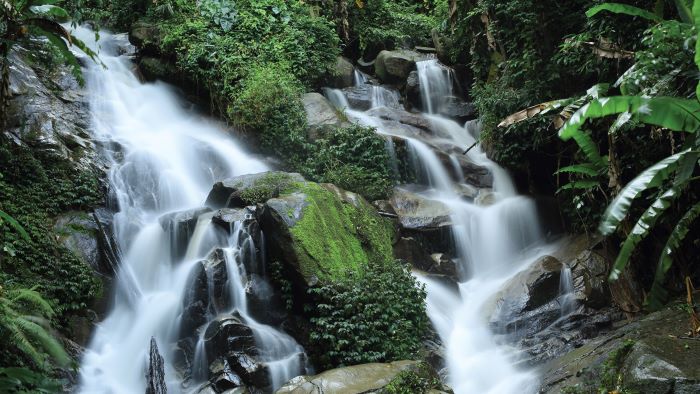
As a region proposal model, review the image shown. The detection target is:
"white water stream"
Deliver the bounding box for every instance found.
[326,60,555,394]
[71,28,304,393]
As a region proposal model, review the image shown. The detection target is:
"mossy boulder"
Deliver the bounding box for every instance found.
[259,180,394,287]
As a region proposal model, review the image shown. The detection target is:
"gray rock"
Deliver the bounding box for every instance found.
[158,207,212,261]
[5,48,93,164]
[204,313,257,366]
[146,337,167,394]
[342,85,373,111]
[375,50,424,83]
[333,57,355,88]
[276,360,423,394]
[205,172,305,209]
[405,70,421,109]
[540,307,700,393]
[389,188,452,230]
[54,212,101,272]
[303,93,342,141]
[438,96,476,122]
[365,107,433,134]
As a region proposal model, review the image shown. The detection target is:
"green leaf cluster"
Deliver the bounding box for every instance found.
[308,260,428,370]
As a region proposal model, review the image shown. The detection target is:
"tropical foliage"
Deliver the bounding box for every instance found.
[499,0,700,309]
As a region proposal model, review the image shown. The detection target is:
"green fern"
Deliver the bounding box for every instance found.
[0,286,69,368]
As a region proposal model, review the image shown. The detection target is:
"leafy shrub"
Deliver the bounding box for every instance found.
[305,125,394,201]
[380,362,445,394]
[239,173,296,205]
[231,63,310,164]
[308,260,428,370]
[348,0,442,57]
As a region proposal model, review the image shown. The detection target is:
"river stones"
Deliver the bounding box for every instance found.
[302,93,343,141]
[375,49,424,83]
[332,57,355,88]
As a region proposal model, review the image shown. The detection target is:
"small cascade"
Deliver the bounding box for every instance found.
[416,59,456,114]
[449,154,465,184]
[384,137,400,180]
[370,85,400,109]
[323,87,349,110]
[353,69,368,86]
[559,265,576,317]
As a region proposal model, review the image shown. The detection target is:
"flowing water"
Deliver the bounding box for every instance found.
[71,23,556,393]
[71,27,304,393]
[326,60,555,393]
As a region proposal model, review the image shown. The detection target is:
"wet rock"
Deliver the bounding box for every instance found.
[375,49,424,83]
[365,106,433,133]
[225,352,270,391]
[276,360,449,394]
[205,172,305,209]
[405,71,421,109]
[390,188,452,230]
[485,255,564,332]
[180,261,210,338]
[139,56,179,82]
[5,48,92,162]
[54,212,101,273]
[204,313,257,366]
[394,236,434,270]
[303,93,342,142]
[246,274,287,326]
[443,154,492,188]
[342,85,373,111]
[540,307,700,393]
[622,337,700,394]
[333,57,355,88]
[146,337,167,394]
[209,357,244,392]
[158,207,212,262]
[437,96,476,122]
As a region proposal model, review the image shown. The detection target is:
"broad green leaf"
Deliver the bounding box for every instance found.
[673,0,694,23]
[29,5,68,21]
[34,27,84,85]
[599,149,692,235]
[572,130,607,168]
[560,96,700,142]
[694,0,700,99]
[646,201,700,309]
[586,3,663,22]
[555,163,603,176]
[609,185,685,281]
[558,179,600,191]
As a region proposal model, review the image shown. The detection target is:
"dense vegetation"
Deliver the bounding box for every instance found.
[3,0,700,391]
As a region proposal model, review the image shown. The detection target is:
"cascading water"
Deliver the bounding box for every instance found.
[324,56,555,393]
[559,265,576,317]
[72,27,305,393]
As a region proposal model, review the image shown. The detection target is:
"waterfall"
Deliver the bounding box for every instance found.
[326,56,554,394]
[72,27,304,393]
[559,265,576,317]
[416,59,456,114]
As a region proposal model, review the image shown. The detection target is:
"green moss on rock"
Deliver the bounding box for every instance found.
[287,182,394,283]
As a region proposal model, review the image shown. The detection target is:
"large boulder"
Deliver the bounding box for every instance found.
[390,188,452,230]
[332,57,355,88]
[540,307,700,393]
[5,47,93,163]
[276,360,450,394]
[259,181,395,287]
[204,313,257,365]
[205,172,305,209]
[375,50,424,83]
[302,93,342,142]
